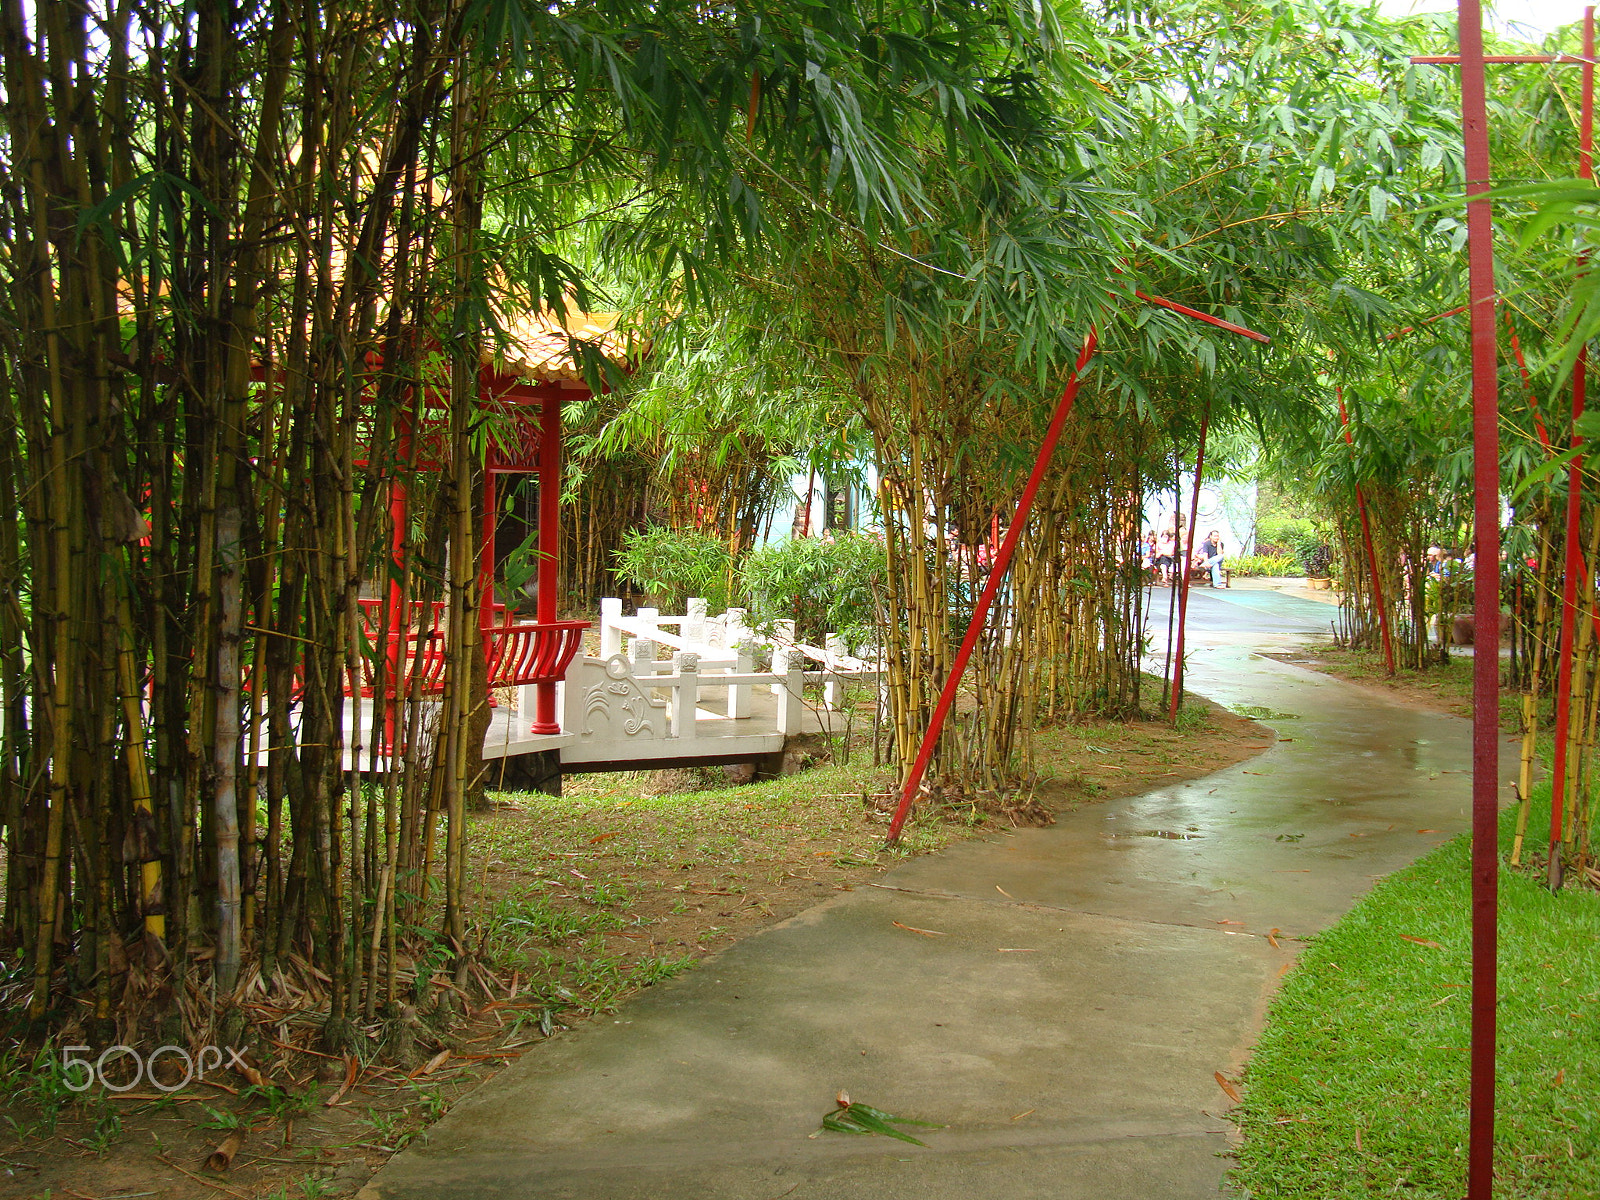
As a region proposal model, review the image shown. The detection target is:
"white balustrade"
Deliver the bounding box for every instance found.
[572,599,881,756]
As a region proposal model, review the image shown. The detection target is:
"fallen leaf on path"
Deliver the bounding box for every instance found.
[819,1096,944,1146]
[1267,928,1281,949]
[995,885,1014,899]
[323,1055,359,1107]
[1242,770,1267,775]
[997,948,1037,952]
[587,831,621,844]
[409,1049,451,1078]
[1215,920,1245,926]
[1554,1069,1566,1087]
[892,922,946,937]
[1010,1109,1036,1121]
[1399,935,1442,948]
[1417,829,1439,834]
[1214,1072,1242,1104]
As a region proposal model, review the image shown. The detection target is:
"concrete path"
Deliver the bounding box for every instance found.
[360,592,1515,1200]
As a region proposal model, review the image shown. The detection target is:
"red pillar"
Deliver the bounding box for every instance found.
[388,411,412,662]
[532,389,562,734]
[381,411,413,752]
[1456,2,1501,1194]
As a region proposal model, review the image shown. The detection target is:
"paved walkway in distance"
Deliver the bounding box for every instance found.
[360,591,1516,1200]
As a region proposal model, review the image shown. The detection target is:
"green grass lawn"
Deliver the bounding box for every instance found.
[1232,790,1600,1199]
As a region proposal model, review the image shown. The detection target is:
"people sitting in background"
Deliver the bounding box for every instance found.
[1155,526,1177,585]
[1198,529,1226,588]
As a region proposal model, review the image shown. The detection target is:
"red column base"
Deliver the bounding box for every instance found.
[531,681,559,735]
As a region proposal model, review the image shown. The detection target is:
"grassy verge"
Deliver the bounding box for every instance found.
[1231,789,1600,1199]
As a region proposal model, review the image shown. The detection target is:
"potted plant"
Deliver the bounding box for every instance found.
[1304,542,1335,590]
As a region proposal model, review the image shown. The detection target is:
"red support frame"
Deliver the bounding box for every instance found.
[1449,3,1505,1194]
[1413,14,1600,1185]
[1168,401,1210,722]
[1335,386,1397,675]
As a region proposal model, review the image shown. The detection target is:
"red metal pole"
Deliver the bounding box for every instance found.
[1384,304,1469,341]
[1168,404,1210,722]
[1550,8,1595,885]
[1506,313,1554,449]
[1131,290,1272,343]
[1336,387,1396,675]
[1456,2,1501,1195]
[884,331,1098,844]
[532,389,562,734]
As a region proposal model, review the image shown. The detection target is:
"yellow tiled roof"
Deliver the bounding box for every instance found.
[491,301,636,384]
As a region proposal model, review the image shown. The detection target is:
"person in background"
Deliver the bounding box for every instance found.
[1199,529,1226,588]
[1155,524,1178,585]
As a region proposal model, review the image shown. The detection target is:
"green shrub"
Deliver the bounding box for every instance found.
[740,532,886,648]
[1253,516,1316,556]
[613,526,733,612]
[1226,553,1301,577]
[1256,517,1336,576]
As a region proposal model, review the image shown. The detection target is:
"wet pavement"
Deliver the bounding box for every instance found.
[360,590,1515,1200]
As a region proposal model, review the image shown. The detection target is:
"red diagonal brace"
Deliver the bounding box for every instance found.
[884,331,1098,844]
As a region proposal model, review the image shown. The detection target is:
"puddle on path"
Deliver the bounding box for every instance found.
[1228,703,1300,720]
[1109,828,1205,840]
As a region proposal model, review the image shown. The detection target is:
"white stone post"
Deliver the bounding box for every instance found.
[634,607,659,675]
[600,597,623,658]
[725,608,751,719]
[776,661,804,735]
[824,632,847,711]
[770,618,796,695]
[670,651,700,744]
[685,597,707,645]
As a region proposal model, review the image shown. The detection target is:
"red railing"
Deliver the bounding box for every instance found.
[354,598,588,699]
[486,619,590,688]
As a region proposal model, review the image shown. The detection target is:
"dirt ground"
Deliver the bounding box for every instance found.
[0,696,1269,1200]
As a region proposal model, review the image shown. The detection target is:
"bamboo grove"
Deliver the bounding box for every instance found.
[1,0,1206,1047]
[4,0,1600,1058]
